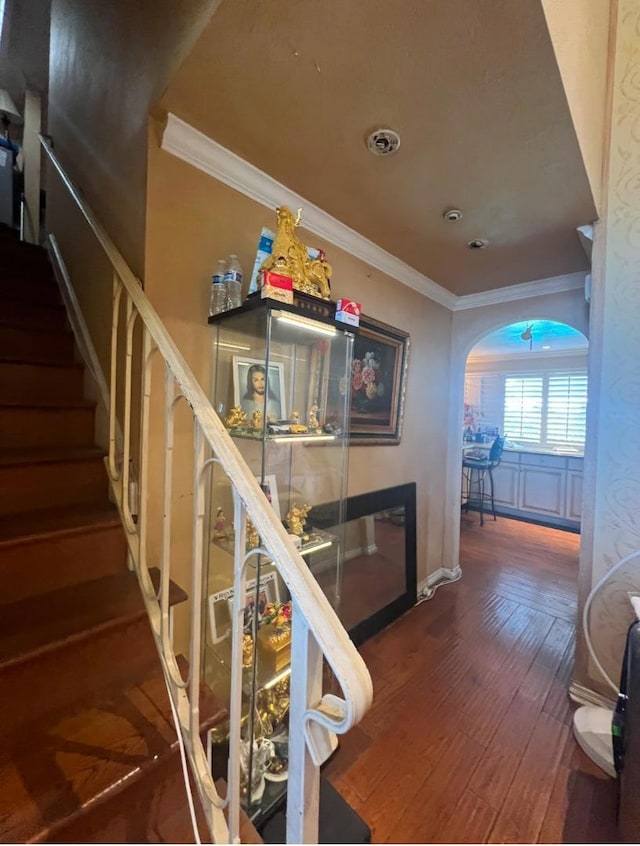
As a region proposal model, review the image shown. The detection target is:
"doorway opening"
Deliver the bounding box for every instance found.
[461,318,588,533]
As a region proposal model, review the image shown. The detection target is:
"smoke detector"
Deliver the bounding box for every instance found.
[443,208,463,222]
[366,128,401,156]
[467,239,487,249]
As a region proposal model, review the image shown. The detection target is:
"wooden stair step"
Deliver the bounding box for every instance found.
[0,505,126,605]
[0,236,50,259]
[0,324,75,362]
[0,254,53,277]
[0,299,68,331]
[0,570,187,740]
[0,446,107,515]
[0,568,183,669]
[0,358,84,403]
[0,501,119,546]
[0,275,60,305]
[0,255,54,279]
[0,654,227,844]
[0,400,95,449]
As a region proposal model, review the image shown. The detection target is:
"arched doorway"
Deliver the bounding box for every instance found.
[462,318,588,530]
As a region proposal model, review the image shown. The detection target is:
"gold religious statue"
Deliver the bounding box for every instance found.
[259,206,332,300]
[308,404,321,431]
[242,634,254,668]
[246,517,260,551]
[224,406,248,430]
[285,503,311,537]
[251,409,264,431]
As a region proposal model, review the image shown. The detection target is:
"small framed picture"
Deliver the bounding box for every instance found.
[208,571,280,645]
[233,356,286,421]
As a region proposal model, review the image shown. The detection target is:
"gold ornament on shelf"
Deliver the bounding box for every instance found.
[251,409,264,431]
[285,503,311,537]
[259,206,332,300]
[242,633,254,668]
[224,406,248,430]
[246,517,260,551]
[308,404,320,431]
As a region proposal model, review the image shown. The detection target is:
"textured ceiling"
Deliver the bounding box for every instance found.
[163,0,596,296]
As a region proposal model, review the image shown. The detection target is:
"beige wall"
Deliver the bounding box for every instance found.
[47,0,218,277]
[572,0,640,701]
[144,120,453,649]
[44,0,220,528]
[541,0,611,214]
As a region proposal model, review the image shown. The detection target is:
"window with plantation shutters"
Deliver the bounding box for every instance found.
[503,371,588,447]
[504,376,543,442]
[466,368,588,450]
[547,374,587,445]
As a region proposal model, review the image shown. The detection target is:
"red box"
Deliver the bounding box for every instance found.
[335,298,361,326]
[261,270,294,304]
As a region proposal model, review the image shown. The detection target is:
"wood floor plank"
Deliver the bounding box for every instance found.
[336,687,461,804]
[433,788,498,844]
[469,671,563,811]
[325,516,619,843]
[487,711,569,843]
[397,731,485,843]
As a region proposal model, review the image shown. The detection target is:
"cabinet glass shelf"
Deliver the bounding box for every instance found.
[204,296,354,822]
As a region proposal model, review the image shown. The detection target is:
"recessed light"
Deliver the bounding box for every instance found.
[542,345,551,350]
[443,208,463,222]
[467,239,487,249]
[366,128,401,156]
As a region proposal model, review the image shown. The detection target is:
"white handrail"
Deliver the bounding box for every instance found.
[40,134,373,843]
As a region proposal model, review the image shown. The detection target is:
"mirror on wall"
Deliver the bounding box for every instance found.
[309,483,417,644]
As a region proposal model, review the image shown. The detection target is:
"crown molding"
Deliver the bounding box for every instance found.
[453,271,586,311]
[467,347,589,367]
[161,113,457,309]
[161,114,588,315]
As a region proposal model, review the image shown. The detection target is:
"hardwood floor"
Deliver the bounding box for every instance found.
[324,514,620,843]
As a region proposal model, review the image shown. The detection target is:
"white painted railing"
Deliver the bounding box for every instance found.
[40,135,372,844]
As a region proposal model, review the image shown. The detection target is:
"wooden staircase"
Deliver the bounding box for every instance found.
[0,231,227,843]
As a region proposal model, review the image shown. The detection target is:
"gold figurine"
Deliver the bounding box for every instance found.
[242,634,254,668]
[308,404,321,431]
[224,406,248,430]
[251,409,264,431]
[246,517,260,551]
[259,206,332,300]
[285,503,311,537]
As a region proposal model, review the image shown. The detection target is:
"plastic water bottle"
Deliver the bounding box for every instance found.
[209,258,227,317]
[224,254,243,310]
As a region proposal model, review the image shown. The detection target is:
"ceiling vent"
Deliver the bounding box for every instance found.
[366,128,401,156]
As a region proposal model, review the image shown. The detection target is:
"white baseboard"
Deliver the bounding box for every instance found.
[418,566,462,600]
[569,680,617,711]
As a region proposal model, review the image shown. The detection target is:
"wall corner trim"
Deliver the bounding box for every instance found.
[160,113,458,309]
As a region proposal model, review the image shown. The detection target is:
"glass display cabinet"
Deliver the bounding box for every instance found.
[204,295,355,821]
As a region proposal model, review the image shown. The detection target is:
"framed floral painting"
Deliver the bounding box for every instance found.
[335,315,410,444]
